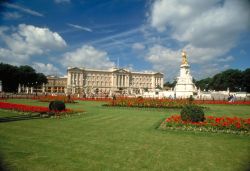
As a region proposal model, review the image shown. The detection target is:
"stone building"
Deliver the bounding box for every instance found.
[66,67,164,96]
[44,75,67,93]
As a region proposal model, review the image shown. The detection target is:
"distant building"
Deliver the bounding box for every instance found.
[66,67,164,95]
[45,75,67,93]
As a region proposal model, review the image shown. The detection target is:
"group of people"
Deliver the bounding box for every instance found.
[228,94,236,102]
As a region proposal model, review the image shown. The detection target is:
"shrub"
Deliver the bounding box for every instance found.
[49,101,66,111]
[181,105,205,122]
[188,95,194,104]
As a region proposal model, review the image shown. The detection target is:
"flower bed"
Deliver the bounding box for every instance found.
[160,115,250,135]
[105,98,250,109]
[0,101,50,113]
[74,97,112,102]
[106,98,190,108]
[0,101,73,116]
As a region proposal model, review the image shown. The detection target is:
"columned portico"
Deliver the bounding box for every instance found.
[66,67,163,95]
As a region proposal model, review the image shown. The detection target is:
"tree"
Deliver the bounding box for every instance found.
[210,69,242,91]
[195,68,249,92]
[18,65,37,86]
[164,80,177,88]
[242,68,250,92]
[196,77,212,91]
[0,63,48,92]
[0,63,19,92]
[36,73,48,85]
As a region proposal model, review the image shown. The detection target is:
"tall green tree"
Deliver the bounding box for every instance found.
[242,68,250,92]
[164,80,177,88]
[210,69,242,91]
[0,63,19,92]
[0,63,48,92]
[196,68,249,92]
[196,77,212,91]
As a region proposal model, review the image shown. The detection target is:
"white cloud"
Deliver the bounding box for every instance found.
[150,0,219,32]
[150,0,250,48]
[195,63,231,80]
[32,62,61,75]
[183,44,229,63]
[145,45,181,80]
[2,12,22,20]
[148,0,250,79]
[176,1,249,49]
[3,2,43,17]
[132,43,145,51]
[54,0,71,4]
[145,44,236,80]
[67,23,92,32]
[0,48,29,65]
[146,45,179,64]
[0,24,66,65]
[217,56,234,62]
[61,45,115,69]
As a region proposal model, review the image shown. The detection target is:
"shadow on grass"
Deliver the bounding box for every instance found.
[0,114,49,123]
[0,155,12,171]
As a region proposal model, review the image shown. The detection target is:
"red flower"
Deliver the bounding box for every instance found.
[164,114,250,132]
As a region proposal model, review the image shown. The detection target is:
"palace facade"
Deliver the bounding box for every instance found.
[45,75,67,93]
[66,67,164,95]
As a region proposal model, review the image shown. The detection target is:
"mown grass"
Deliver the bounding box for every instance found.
[0,99,249,171]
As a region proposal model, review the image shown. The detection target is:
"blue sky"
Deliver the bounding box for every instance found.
[0,0,249,81]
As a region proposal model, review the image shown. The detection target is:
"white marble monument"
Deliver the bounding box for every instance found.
[174,51,197,98]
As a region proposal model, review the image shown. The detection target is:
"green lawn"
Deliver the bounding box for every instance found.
[0,99,249,171]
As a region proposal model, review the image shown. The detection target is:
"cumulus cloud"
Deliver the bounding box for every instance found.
[183,44,229,63]
[145,45,181,80]
[61,45,115,69]
[0,48,29,65]
[32,62,61,75]
[148,0,250,79]
[195,63,230,80]
[145,44,232,80]
[150,0,250,48]
[217,56,234,62]
[146,45,179,64]
[0,24,66,65]
[132,43,145,51]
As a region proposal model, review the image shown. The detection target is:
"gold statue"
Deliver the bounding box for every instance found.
[181,50,188,64]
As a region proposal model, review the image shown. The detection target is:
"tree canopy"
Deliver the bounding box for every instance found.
[196,68,250,92]
[164,80,177,88]
[0,63,48,92]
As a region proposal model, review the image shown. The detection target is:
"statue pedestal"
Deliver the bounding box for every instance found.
[174,63,197,98]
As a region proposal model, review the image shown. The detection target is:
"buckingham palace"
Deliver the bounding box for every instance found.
[66,67,163,96]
